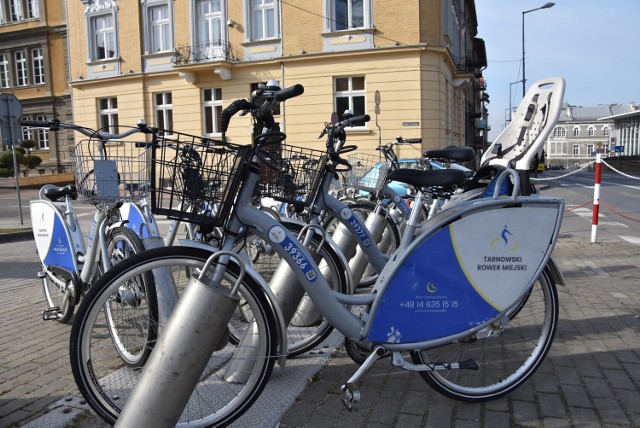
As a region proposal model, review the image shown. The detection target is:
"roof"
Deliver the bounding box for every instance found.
[558,103,635,122]
[598,109,640,121]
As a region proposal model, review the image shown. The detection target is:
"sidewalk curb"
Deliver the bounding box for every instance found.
[0,230,33,243]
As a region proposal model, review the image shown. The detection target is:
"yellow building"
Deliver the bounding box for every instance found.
[67,0,486,163]
[0,0,72,172]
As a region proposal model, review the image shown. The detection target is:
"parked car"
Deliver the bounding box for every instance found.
[356,158,473,197]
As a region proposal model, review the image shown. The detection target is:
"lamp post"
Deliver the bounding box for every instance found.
[522,2,555,97]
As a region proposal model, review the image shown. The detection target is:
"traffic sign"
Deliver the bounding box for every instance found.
[0,93,23,146]
[613,145,624,153]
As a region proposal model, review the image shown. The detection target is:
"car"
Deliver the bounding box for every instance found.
[356,158,473,197]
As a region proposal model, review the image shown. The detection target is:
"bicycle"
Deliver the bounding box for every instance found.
[22,119,157,327]
[71,81,564,426]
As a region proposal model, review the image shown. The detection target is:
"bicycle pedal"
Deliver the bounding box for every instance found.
[42,307,61,321]
[37,271,47,279]
[341,382,360,411]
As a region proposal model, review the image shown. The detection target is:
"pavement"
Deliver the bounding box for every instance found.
[1,187,639,427]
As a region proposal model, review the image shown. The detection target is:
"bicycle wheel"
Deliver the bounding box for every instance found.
[102,226,157,367]
[410,267,558,401]
[70,247,278,427]
[237,221,349,357]
[323,200,400,287]
[42,268,75,323]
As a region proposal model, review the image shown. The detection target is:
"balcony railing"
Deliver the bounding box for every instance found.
[172,41,238,65]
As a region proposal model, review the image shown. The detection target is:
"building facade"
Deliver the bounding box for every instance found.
[600,106,640,158]
[66,0,487,163]
[0,0,72,172]
[545,103,638,169]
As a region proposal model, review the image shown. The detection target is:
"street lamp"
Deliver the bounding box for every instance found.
[522,2,555,97]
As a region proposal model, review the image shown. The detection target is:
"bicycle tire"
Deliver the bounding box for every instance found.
[102,226,158,367]
[237,221,349,357]
[70,246,278,427]
[410,267,558,401]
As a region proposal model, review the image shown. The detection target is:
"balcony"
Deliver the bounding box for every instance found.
[172,41,238,65]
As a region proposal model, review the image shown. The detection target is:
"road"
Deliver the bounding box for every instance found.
[539,168,640,244]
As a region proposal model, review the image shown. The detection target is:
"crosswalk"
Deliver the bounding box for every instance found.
[565,205,639,244]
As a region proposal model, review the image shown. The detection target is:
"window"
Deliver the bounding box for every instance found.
[249,0,278,41]
[588,126,595,137]
[602,144,609,154]
[31,48,44,85]
[98,97,119,133]
[587,144,594,155]
[572,144,579,155]
[553,126,566,138]
[334,76,366,120]
[26,0,37,19]
[91,14,116,60]
[14,50,27,86]
[0,54,9,88]
[1,0,37,21]
[147,3,172,53]
[21,114,49,149]
[573,127,580,137]
[326,0,371,31]
[9,0,22,21]
[195,0,225,59]
[603,126,610,136]
[202,88,222,135]
[154,92,173,131]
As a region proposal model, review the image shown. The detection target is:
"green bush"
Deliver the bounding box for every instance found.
[0,167,12,178]
[25,155,42,169]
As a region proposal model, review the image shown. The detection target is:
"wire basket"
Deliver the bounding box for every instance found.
[258,144,328,207]
[150,131,250,227]
[344,152,388,192]
[71,139,150,204]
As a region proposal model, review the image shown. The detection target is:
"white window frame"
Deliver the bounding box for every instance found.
[9,0,22,21]
[572,126,580,137]
[154,92,173,132]
[587,144,594,155]
[144,1,173,54]
[588,126,595,137]
[36,114,48,149]
[325,0,372,32]
[14,50,27,86]
[202,88,222,136]
[0,54,10,88]
[246,0,279,41]
[334,76,367,124]
[98,97,119,133]
[603,126,610,136]
[572,144,579,156]
[90,12,117,61]
[26,0,38,19]
[31,47,44,85]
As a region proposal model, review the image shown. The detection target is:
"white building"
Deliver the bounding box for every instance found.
[545,103,638,168]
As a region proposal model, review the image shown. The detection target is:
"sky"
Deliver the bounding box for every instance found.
[475,0,640,141]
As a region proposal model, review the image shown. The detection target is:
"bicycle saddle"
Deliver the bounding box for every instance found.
[423,146,475,163]
[43,184,79,201]
[387,168,467,188]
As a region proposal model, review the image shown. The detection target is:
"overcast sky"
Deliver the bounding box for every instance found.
[475,0,639,141]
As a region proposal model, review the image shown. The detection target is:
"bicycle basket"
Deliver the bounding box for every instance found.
[344,152,388,193]
[150,131,250,227]
[71,140,150,204]
[258,144,328,207]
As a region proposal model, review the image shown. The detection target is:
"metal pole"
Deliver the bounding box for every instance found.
[590,153,602,243]
[522,11,526,98]
[8,102,23,225]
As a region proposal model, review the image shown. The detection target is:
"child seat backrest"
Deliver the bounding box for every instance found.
[481,77,565,171]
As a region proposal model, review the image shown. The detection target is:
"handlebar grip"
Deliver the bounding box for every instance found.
[20,119,53,127]
[348,114,370,126]
[220,99,253,133]
[274,84,304,102]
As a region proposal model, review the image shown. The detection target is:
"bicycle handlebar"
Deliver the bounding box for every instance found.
[20,118,150,140]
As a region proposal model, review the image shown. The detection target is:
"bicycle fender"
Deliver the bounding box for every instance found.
[178,239,290,368]
[546,256,565,287]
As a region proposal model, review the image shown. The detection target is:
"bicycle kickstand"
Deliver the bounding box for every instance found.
[341,345,386,410]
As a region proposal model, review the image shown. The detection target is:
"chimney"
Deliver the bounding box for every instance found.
[630,102,637,111]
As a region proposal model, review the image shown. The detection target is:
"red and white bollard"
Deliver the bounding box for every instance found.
[590,153,602,243]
